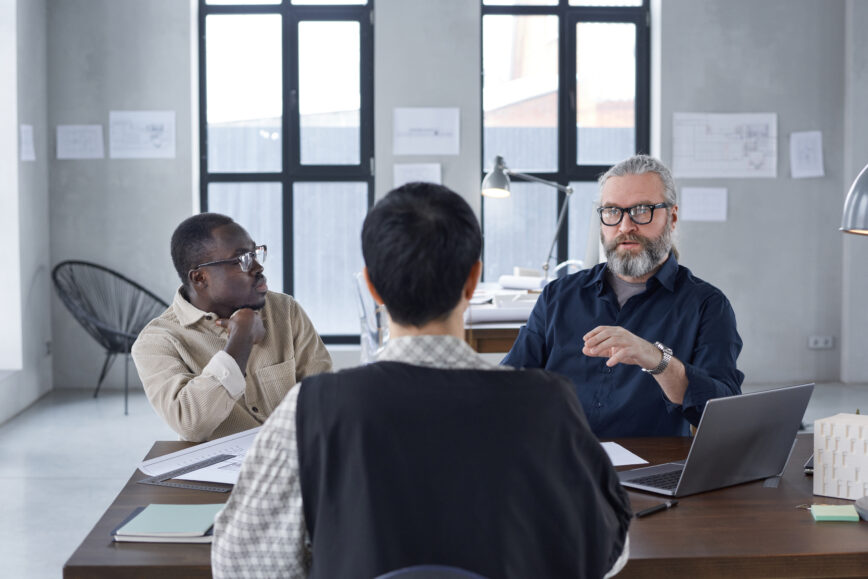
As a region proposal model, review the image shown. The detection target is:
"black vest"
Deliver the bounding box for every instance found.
[297,362,631,579]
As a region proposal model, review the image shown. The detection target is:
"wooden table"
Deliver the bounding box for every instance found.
[64,435,868,578]
[464,323,521,353]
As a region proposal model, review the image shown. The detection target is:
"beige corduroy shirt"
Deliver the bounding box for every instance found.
[131,288,332,442]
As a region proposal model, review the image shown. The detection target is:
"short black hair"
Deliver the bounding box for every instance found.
[361,182,482,327]
[170,213,235,287]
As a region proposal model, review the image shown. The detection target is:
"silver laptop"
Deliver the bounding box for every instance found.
[618,383,814,497]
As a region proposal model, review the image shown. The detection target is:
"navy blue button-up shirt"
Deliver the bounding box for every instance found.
[502,255,744,437]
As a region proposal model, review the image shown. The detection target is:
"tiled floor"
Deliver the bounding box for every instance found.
[2,382,868,578]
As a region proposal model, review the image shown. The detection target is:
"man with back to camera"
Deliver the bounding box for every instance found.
[131,213,332,442]
[503,155,744,437]
[212,183,632,579]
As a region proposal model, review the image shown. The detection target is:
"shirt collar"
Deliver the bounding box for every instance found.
[377,335,496,370]
[172,287,218,327]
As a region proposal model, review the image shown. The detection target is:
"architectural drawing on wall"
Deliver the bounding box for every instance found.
[109,110,176,159]
[789,130,824,179]
[393,107,460,155]
[672,113,777,178]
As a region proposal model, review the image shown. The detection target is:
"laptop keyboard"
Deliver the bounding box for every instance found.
[630,469,683,490]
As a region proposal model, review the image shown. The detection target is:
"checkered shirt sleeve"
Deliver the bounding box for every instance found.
[211,385,309,578]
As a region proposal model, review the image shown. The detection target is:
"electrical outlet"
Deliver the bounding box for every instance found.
[807,335,834,350]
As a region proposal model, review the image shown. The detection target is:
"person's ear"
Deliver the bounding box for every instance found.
[363,267,385,305]
[463,260,482,301]
[669,204,678,230]
[189,268,208,290]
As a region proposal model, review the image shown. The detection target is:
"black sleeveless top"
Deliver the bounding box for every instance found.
[297,362,631,579]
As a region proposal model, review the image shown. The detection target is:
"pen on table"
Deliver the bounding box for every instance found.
[635,500,678,518]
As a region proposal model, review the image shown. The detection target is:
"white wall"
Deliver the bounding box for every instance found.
[658,0,846,383]
[48,0,194,389]
[0,0,52,425]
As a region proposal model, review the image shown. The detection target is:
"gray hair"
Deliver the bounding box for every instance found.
[598,154,677,206]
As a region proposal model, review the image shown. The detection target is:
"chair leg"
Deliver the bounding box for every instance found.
[94,351,117,399]
[124,354,130,416]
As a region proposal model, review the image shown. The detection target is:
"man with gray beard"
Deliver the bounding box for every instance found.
[503,155,744,437]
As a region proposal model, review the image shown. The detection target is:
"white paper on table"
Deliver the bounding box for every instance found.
[680,187,728,222]
[20,124,35,161]
[110,110,176,159]
[138,427,260,485]
[393,163,442,187]
[57,125,104,159]
[465,302,535,323]
[672,112,777,178]
[497,275,546,290]
[601,442,648,467]
[789,130,824,179]
[393,107,460,155]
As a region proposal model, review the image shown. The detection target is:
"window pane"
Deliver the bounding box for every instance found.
[484,0,557,5]
[293,0,366,4]
[206,14,282,173]
[483,182,558,281]
[570,0,642,5]
[299,21,361,165]
[576,22,636,165]
[293,182,367,334]
[483,15,559,173]
[208,182,285,294]
[567,181,601,270]
[207,0,281,4]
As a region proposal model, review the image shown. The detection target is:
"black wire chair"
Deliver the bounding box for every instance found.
[52,260,170,415]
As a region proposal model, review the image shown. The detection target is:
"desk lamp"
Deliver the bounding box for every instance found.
[842,163,868,235]
[482,155,574,277]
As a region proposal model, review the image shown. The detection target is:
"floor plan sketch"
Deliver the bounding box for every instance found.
[672,113,777,178]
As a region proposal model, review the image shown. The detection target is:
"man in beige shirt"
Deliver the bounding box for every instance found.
[132,213,332,442]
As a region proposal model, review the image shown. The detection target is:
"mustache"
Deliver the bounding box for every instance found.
[613,233,648,246]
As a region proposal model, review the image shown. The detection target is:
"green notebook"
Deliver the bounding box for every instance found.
[113,503,224,543]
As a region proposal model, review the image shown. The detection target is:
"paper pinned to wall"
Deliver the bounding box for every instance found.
[680,187,728,222]
[109,110,176,159]
[393,107,460,155]
[57,125,104,159]
[673,112,777,178]
[393,163,442,188]
[789,130,824,179]
[19,124,35,161]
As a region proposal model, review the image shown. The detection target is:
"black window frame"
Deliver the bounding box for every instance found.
[480,0,650,272]
[198,1,375,344]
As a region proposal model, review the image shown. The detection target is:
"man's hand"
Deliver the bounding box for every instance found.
[582,325,661,369]
[216,308,266,375]
[217,308,266,344]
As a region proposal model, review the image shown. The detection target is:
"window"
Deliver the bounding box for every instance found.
[199,0,373,343]
[481,0,649,280]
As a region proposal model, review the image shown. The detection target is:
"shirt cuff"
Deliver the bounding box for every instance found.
[203,350,246,398]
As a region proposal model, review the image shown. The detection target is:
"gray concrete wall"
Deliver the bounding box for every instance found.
[374,0,481,210]
[0,0,53,425]
[48,0,193,389]
[658,0,846,383]
[841,0,868,382]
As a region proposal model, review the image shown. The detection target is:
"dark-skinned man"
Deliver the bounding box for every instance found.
[132,213,331,442]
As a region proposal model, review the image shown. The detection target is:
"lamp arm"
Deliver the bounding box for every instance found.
[507,170,573,194]
[542,186,573,274]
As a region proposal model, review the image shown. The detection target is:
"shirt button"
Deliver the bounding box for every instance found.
[251,406,259,413]
[595,402,603,408]
[205,315,212,320]
[221,370,229,379]
[602,367,612,374]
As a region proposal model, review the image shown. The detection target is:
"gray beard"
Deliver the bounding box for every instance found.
[603,225,672,279]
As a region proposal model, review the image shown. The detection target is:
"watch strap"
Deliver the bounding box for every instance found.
[642,341,672,375]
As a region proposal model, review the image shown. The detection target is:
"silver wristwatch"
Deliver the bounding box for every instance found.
[641,341,672,375]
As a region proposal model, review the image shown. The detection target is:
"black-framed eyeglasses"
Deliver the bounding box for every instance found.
[191,245,267,273]
[597,203,671,226]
